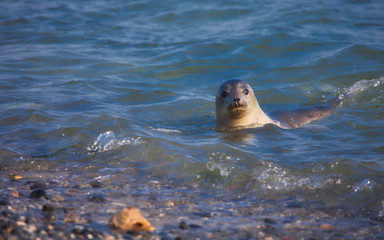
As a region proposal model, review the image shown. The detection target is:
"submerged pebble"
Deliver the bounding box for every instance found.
[0,199,9,206]
[64,212,89,224]
[188,223,203,229]
[43,212,57,222]
[29,189,48,199]
[27,181,45,190]
[71,226,105,239]
[51,195,65,202]
[42,204,54,212]
[90,181,103,188]
[87,194,107,203]
[179,221,188,230]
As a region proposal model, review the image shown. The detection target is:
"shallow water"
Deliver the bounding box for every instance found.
[1,0,384,239]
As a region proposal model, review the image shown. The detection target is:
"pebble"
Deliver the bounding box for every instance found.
[29,189,48,199]
[166,201,175,207]
[281,236,294,240]
[16,220,26,227]
[320,224,333,230]
[64,212,89,224]
[25,215,38,225]
[104,234,116,240]
[109,207,155,232]
[51,195,65,202]
[189,223,203,229]
[28,224,37,233]
[263,218,277,224]
[9,174,23,180]
[0,199,10,206]
[27,181,45,190]
[90,181,103,188]
[43,212,57,222]
[87,194,106,203]
[42,204,55,212]
[9,188,19,198]
[179,221,188,230]
[71,226,105,239]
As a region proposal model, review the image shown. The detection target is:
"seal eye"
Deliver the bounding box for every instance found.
[221,91,228,98]
[243,88,249,95]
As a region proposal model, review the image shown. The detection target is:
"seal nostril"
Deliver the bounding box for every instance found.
[232,98,241,107]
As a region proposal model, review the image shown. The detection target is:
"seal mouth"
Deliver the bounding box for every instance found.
[230,108,245,113]
[229,103,246,111]
[228,106,247,117]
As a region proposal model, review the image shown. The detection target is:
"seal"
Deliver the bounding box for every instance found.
[215,79,336,130]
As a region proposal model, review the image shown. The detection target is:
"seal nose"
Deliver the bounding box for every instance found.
[233,98,241,107]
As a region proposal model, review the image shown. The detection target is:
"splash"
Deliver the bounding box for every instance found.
[206,152,240,177]
[251,161,341,191]
[378,201,384,217]
[255,162,319,190]
[345,77,382,95]
[336,76,384,103]
[87,131,145,153]
[353,178,375,192]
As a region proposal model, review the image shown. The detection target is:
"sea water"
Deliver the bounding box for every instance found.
[1,0,384,238]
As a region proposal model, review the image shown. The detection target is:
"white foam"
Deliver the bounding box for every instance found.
[149,127,182,133]
[337,76,384,101]
[87,130,145,152]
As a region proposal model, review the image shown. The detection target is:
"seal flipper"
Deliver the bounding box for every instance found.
[268,105,335,129]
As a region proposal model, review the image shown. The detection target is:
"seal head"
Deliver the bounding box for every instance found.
[215,79,275,129]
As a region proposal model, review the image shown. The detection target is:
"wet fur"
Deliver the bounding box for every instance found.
[268,105,335,129]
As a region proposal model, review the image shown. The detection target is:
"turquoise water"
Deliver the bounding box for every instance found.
[1,0,384,238]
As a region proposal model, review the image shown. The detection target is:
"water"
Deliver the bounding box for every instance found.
[1,0,384,238]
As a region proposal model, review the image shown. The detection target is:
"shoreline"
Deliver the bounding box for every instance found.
[1,173,383,240]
